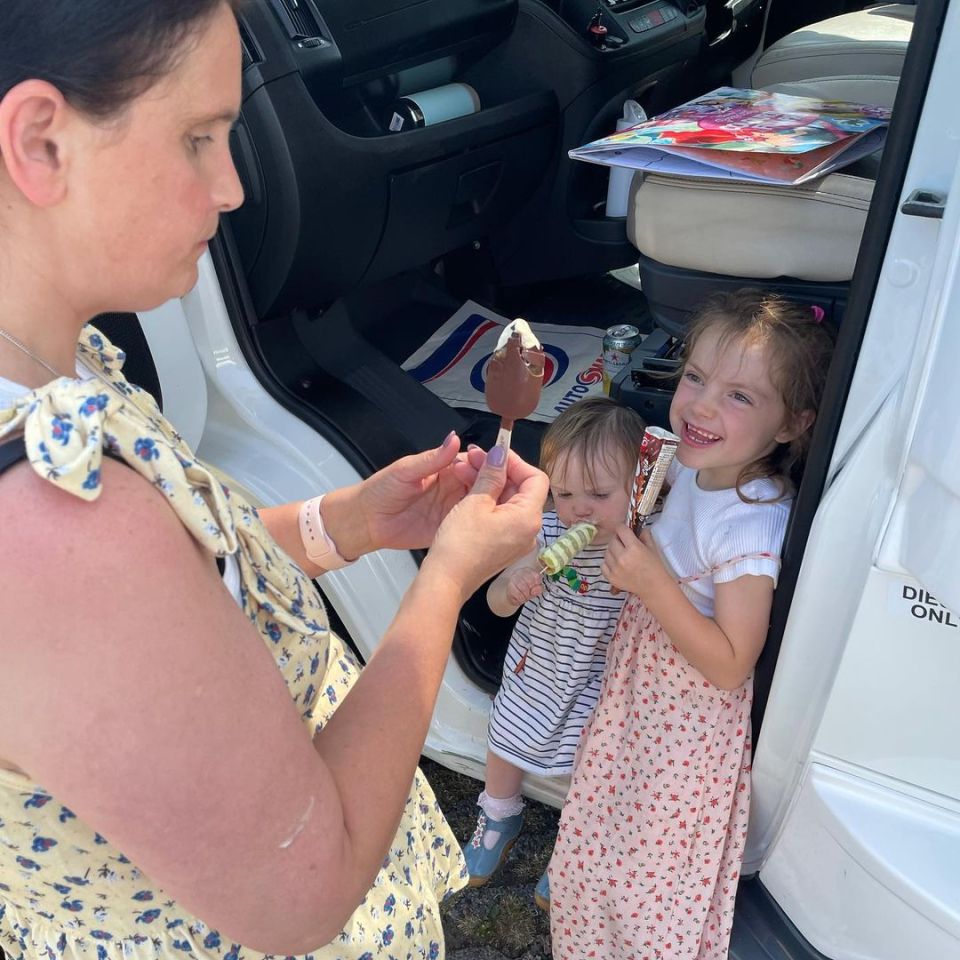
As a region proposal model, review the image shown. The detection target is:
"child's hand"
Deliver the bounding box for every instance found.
[505,567,544,608]
[602,525,668,598]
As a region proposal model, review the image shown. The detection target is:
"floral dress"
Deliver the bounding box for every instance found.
[547,463,790,960]
[0,326,467,960]
[549,598,752,960]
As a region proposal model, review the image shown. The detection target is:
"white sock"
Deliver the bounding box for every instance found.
[477,790,524,848]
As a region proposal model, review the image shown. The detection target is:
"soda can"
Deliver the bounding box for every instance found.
[602,324,643,394]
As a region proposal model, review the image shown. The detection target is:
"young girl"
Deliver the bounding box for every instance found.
[463,398,647,903]
[549,290,834,958]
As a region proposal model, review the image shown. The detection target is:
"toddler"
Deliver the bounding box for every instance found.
[463,396,647,908]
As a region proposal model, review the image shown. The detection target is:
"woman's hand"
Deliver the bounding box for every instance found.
[602,524,670,598]
[354,430,479,552]
[317,431,476,560]
[423,447,549,605]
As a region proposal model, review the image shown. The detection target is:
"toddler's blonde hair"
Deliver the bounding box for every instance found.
[540,397,647,490]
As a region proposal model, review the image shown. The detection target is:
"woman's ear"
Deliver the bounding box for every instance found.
[0,79,71,206]
[776,408,816,444]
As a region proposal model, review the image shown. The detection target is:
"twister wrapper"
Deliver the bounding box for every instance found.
[627,426,679,533]
[538,521,598,575]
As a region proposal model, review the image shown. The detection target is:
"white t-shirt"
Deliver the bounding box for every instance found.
[649,461,791,617]
[0,368,242,604]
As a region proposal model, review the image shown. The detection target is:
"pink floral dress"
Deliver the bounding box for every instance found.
[548,596,752,959]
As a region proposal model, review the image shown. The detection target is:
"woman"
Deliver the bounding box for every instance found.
[0,3,548,958]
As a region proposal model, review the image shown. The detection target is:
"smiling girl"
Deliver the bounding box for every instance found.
[549,289,834,959]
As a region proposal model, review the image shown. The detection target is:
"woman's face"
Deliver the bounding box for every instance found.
[64,3,244,312]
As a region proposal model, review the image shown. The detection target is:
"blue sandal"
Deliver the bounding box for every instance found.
[534,868,550,912]
[462,808,523,886]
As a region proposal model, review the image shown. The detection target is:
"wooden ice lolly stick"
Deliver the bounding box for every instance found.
[493,419,515,458]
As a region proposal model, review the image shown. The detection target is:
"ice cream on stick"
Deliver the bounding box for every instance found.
[606,427,680,597]
[539,521,598,575]
[485,318,545,458]
[627,426,680,533]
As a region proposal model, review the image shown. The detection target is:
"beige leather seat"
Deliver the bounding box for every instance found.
[752,4,915,110]
[626,4,915,332]
[628,172,873,284]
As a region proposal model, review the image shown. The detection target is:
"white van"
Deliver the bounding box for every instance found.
[118,1,958,956]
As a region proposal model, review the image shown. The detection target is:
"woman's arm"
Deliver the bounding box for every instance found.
[0,452,546,955]
[603,526,774,690]
[257,493,362,579]
[259,432,483,577]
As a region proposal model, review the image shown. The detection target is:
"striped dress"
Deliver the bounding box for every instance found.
[487,512,626,775]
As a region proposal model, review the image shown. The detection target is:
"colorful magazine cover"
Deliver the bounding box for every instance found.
[570,87,891,185]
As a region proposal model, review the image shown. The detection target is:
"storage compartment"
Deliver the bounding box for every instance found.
[313,0,517,81]
[364,117,556,284]
[227,61,558,318]
[314,61,543,139]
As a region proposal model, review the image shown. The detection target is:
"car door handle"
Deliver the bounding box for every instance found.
[901,188,946,220]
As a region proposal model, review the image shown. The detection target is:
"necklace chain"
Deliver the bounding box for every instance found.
[0,326,64,379]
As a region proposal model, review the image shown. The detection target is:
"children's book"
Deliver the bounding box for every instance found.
[570,87,891,185]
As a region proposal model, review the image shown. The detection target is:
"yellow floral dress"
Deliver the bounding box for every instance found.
[0,326,467,960]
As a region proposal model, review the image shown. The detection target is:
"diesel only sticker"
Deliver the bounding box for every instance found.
[889,582,959,628]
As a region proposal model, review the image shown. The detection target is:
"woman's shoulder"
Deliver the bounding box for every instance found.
[0,454,197,585]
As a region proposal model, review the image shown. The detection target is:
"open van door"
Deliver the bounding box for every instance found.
[739,2,960,957]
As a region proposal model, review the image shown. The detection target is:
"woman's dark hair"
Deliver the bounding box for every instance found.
[681,287,835,501]
[1,0,242,118]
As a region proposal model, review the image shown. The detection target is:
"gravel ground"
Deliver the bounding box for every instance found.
[420,758,559,960]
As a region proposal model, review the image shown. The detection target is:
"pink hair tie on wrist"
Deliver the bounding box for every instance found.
[810,305,825,324]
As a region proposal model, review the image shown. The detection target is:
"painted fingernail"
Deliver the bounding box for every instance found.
[441,430,456,448]
[486,445,506,468]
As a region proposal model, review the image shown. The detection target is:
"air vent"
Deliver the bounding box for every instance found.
[268,0,324,42]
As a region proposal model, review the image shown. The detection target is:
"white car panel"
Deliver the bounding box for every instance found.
[761,763,960,960]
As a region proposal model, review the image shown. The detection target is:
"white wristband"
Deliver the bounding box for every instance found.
[298,494,354,570]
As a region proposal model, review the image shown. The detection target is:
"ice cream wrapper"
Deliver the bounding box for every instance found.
[627,426,679,532]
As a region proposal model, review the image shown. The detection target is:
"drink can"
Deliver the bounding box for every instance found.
[602,324,643,394]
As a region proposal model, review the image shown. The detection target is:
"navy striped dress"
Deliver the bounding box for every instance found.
[487,512,627,775]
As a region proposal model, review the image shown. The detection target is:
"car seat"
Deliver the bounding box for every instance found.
[626,4,915,336]
[753,3,915,109]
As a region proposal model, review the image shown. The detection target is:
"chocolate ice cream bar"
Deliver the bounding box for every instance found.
[627,426,679,533]
[485,318,545,456]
